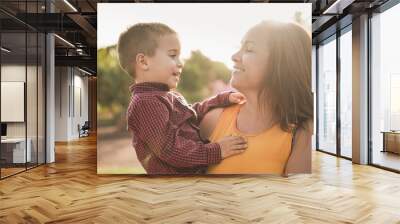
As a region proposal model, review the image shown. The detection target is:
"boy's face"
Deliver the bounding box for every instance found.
[146,34,183,89]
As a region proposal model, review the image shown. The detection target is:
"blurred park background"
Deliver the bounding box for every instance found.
[97,3,310,174]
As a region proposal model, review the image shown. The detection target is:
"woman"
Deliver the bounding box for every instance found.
[200,21,313,175]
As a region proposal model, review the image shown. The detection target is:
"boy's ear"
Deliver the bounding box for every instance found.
[136,53,149,71]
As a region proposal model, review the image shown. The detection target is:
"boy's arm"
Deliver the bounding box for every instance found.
[191,91,233,123]
[128,98,222,168]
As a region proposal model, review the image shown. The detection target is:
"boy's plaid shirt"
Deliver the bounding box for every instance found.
[127,82,232,174]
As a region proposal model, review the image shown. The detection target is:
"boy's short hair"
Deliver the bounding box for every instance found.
[117,22,176,77]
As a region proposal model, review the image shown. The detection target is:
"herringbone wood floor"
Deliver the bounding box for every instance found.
[1,135,400,224]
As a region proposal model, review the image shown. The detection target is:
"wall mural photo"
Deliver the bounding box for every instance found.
[97,3,313,175]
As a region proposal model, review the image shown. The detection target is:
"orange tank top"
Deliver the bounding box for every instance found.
[208,104,294,174]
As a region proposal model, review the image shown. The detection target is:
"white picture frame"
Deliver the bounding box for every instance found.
[1,81,25,122]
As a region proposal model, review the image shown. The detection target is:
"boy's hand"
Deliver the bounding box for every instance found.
[229,92,246,104]
[217,136,247,159]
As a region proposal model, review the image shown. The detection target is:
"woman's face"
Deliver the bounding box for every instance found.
[230,26,270,92]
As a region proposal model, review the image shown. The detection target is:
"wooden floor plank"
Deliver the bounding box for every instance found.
[0,135,399,223]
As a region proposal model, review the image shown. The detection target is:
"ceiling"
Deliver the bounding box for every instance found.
[0,0,393,75]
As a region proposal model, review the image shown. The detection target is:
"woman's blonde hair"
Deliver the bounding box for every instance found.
[257,21,313,132]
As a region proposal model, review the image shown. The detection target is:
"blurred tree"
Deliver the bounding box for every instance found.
[98,45,132,128]
[294,11,305,25]
[294,11,311,34]
[178,50,231,103]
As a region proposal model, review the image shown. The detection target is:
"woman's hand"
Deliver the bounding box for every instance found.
[229,92,246,104]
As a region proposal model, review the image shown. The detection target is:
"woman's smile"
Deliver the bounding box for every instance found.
[232,66,245,74]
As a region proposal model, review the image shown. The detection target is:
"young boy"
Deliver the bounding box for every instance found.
[118,22,247,174]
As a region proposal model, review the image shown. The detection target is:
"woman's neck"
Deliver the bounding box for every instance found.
[236,91,275,134]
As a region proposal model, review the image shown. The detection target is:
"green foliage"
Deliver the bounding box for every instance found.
[178,50,231,103]
[97,46,132,126]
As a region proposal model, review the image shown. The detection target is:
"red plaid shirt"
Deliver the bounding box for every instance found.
[127,82,232,174]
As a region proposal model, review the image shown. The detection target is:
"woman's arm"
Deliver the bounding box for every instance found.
[283,120,313,176]
[199,108,224,141]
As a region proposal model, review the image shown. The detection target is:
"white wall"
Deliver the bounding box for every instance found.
[55,67,69,141]
[55,67,89,141]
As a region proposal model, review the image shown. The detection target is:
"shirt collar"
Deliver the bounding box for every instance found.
[129,82,170,93]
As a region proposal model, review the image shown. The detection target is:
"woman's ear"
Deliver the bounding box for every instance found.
[136,53,149,71]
